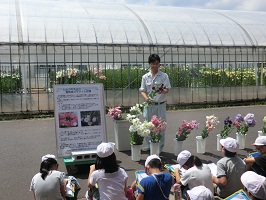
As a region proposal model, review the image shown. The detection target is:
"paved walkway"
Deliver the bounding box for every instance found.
[0,105,264,200]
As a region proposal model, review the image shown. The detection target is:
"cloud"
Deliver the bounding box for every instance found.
[201,0,266,11]
[84,0,266,11]
[238,0,266,11]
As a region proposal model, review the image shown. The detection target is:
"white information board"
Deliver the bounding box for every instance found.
[53,84,107,157]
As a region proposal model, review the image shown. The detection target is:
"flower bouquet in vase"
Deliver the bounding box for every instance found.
[197,115,219,152]
[217,116,234,151]
[108,106,124,121]
[149,115,167,155]
[258,116,266,137]
[233,113,256,149]
[128,117,151,161]
[175,120,199,156]
[108,107,131,151]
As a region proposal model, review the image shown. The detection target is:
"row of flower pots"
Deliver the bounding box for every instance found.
[114,118,266,161]
[110,98,266,161]
[174,130,266,156]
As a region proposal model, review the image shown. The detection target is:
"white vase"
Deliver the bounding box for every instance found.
[114,120,131,151]
[217,134,225,151]
[258,131,266,137]
[150,142,160,155]
[174,139,183,156]
[236,132,246,149]
[131,144,141,161]
[196,136,206,154]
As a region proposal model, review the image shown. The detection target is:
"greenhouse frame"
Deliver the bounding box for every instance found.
[1,0,266,113]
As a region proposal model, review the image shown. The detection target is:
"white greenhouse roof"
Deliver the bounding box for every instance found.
[1,0,266,46]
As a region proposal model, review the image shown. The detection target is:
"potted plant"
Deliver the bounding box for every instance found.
[127,118,151,161]
[148,115,167,155]
[220,116,234,138]
[233,113,256,149]
[175,120,199,156]
[197,115,219,152]
[108,106,131,151]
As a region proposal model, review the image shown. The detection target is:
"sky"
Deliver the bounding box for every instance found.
[87,0,266,12]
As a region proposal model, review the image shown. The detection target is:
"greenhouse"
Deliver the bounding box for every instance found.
[1,0,266,113]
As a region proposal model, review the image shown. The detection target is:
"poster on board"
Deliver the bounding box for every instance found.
[53,84,107,158]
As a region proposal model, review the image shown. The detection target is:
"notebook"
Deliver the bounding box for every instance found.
[164,163,217,176]
[224,189,249,200]
[135,170,148,184]
[249,152,260,158]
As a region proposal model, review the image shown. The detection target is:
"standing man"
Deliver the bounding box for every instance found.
[139,54,171,152]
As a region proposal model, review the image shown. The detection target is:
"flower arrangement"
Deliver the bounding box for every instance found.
[148,83,166,103]
[59,112,78,128]
[108,106,124,120]
[126,102,155,145]
[233,113,256,135]
[220,116,234,138]
[261,116,266,134]
[201,115,219,139]
[128,118,152,145]
[149,115,167,143]
[176,120,199,141]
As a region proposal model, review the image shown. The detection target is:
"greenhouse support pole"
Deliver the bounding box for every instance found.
[16,0,28,111]
[260,62,263,86]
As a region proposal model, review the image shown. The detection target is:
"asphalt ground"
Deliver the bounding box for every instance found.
[0,105,265,200]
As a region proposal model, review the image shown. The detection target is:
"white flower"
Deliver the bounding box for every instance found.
[137,123,150,137]
[129,105,142,116]
[144,121,155,130]
[132,117,140,123]
[206,114,219,125]
[129,124,138,132]
[126,114,138,122]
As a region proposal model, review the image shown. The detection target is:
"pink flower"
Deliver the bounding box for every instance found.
[71,71,76,77]
[176,119,199,141]
[108,107,123,120]
[99,76,107,80]
[59,113,65,120]
[59,119,67,126]
[150,115,167,134]
[233,121,240,129]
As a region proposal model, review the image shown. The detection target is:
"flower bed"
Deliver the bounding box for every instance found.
[49,65,261,89]
[0,69,21,93]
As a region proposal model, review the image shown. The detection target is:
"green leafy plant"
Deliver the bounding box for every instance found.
[0,69,21,93]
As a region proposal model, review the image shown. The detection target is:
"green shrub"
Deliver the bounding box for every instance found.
[0,70,21,93]
[49,65,259,89]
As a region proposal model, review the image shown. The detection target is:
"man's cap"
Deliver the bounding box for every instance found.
[241,171,266,199]
[252,136,266,146]
[187,186,214,200]
[145,154,161,167]
[41,154,57,162]
[220,137,238,153]
[97,142,114,158]
[177,150,191,168]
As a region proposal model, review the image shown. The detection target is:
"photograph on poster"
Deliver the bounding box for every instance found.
[81,110,101,127]
[59,112,78,128]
